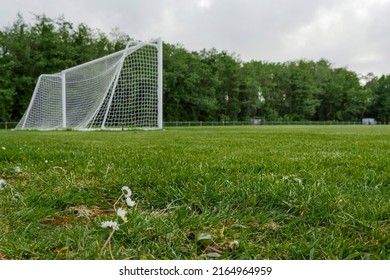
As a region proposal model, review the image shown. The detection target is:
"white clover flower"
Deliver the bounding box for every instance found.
[1,147,5,150]
[44,160,48,164]
[125,197,135,207]
[14,166,21,173]
[116,207,128,222]
[101,220,119,231]
[121,186,132,198]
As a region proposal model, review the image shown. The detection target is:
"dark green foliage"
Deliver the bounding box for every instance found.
[0,14,388,123]
[365,75,390,123]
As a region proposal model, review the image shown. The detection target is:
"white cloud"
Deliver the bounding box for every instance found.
[278,0,390,74]
[1,0,390,75]
[197,0,213,9]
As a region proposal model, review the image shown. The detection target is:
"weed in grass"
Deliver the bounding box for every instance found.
[99,186,136,259]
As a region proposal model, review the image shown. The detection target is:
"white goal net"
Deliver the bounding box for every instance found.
[16,38,163,130]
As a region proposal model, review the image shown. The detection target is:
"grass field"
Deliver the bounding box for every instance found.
[0,126,389,260]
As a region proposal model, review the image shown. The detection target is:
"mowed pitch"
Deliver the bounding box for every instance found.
[0,126,389,259]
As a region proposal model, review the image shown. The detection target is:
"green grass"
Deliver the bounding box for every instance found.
[0,126,389,260]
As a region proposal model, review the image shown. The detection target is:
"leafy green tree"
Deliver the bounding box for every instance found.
[315,65,370,121]
[313,59,336,121]
[0,14,35,120]
[237,62,263,120]
[163,44,219,121]
[200,49,241,121]
[0,77,14,122]
[283,60,322,120]
[369,75,390,123]
[239,61,282,120]
[333,68,369,121]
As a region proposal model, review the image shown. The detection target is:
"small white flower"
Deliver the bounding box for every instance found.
[14,166,21,173]
[0,179,6,191]
[125,197,135,207]
[44,160,48,164]
[121,186,132,198]
[116,207,128,222]
[1,147,5,150]
[229,240,239,249]
[101,220,119,231]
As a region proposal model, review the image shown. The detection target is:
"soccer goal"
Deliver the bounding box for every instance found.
[16,38,163,130]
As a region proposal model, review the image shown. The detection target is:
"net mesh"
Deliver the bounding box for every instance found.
[65,51,123,129]
[17,75,63,130]
[16,39,161,130]
[90,45,159,129]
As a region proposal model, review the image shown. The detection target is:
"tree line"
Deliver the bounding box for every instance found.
[1,14,389,123]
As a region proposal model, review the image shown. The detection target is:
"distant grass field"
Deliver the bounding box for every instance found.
[0,126,389,260]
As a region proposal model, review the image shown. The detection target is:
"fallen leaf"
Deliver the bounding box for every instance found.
[196,233,213,246]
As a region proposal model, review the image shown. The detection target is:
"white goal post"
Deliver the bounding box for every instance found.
[16,38,163,130]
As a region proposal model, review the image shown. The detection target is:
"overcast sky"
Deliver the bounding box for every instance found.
[1,0,390,76]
